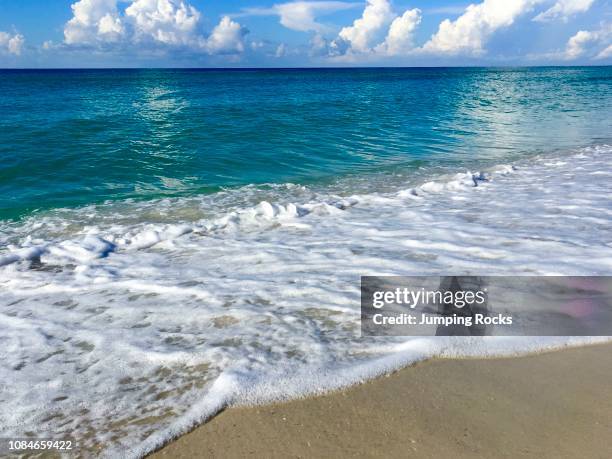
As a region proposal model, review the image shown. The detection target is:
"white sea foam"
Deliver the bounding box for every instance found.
[0,145,611,458]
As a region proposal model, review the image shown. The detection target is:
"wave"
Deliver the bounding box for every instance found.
[0,161,518,268]
[0,144,611,458]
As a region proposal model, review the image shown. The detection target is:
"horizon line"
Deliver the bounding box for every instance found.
[1,64,611,71]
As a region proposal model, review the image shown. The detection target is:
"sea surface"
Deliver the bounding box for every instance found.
[1,67,611,457]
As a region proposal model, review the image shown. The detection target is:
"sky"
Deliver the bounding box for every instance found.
[0,0,611,67]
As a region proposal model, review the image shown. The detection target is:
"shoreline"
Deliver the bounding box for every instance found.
[150,343,612,458]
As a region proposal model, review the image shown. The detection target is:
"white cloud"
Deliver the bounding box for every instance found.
[98,13,125,36]
[533,0,595,23]
[309,32,342,55]
[565,29,595,58]
[310,33,326,52]
[239,1,358,33]
[423,0,541,55]
[205,16,247,54]
[596,43,612,59]
[375,8,421,56]
[124,0,200,45]
[275,42,287,57]
[564,23,611,59]
[63,0,247,54]
[0,31,25,55]
[323,0,422,58]
[64,0,124,44]
[338,0,395,52]
[278,1,357,32]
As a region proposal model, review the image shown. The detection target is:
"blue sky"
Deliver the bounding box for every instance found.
[0,0,610,67]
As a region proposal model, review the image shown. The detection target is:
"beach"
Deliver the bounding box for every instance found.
[1,0,612,454]
[1,68,611,457]
[151,343,612,458]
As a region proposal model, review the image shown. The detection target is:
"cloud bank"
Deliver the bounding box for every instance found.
[1,0,610,65]
[0,31,24,55]
[63,0,247,54]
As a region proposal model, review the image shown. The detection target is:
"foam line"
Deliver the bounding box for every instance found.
[0,144,611,458]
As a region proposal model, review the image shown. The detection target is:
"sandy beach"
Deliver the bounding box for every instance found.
[151,343,612,458]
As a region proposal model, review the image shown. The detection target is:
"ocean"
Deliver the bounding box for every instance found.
[1,67,611,457]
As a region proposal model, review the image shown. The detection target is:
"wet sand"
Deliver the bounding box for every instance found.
[150,343,612,458]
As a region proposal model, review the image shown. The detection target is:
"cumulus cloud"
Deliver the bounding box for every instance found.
[565,29,594,58]
[239,1,358,33]
[423,0,541,55]
[63,0,247,54]
[320,0,421,58]
[375,8,421,56]
[124,0,201,45]
[327,0,601,61]
[533,0,595,23]
[64,0,124,44]
[564,23,611,59]
[205,16,247,54]
[338,0,395,52]
[0,31,25,55]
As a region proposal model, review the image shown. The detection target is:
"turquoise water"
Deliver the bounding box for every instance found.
[1,67,611,220]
